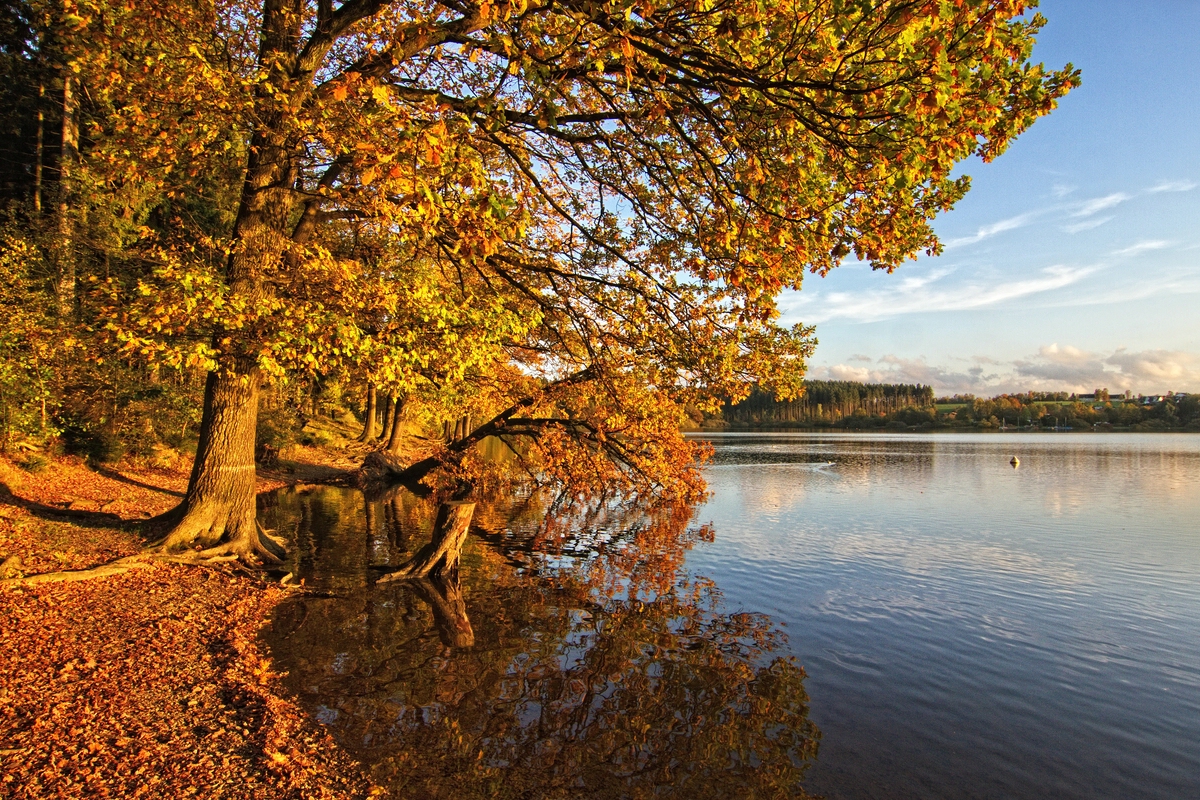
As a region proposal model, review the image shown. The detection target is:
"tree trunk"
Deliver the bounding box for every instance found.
[55,72,78,319]
[153,0,308,564]
[155,369,284,562]
[377,501,474,582]
[379,395,395,444]
[357,383,377,442]
[386,397,405,453]
[33,80,44,215]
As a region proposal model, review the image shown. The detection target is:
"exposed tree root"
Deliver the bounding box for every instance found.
[150,507,286,566]
[0,540,287,588]
[0,554,156,587]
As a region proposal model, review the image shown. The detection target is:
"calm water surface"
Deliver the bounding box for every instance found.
[261,433,1200,799]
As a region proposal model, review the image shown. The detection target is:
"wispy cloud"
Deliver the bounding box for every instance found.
[1063,216,1113,234]
[788,264,1096,323]
[1112,239,1171,257]
[943,212,1037,249]
[1072,192,1130,217]
[1147,179,1196,193]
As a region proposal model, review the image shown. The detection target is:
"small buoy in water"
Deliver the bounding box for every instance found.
[1010,456,1020,468]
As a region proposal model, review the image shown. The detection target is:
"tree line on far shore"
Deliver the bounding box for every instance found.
[717,385,1200,432]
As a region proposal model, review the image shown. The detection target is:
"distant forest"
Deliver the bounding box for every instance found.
[723,382,935,426]
[718,382,1200,432]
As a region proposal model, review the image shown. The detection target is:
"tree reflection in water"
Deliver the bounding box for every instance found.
[262,486,819,798]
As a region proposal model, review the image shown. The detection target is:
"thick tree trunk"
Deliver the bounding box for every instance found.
[377,501,474,582]
[152,0,308,564]
[358,383,377,442]
[155,369,284,562]
[378,395,395,444]
[385,397,405,453]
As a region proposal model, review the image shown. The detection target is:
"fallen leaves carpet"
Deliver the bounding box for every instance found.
[0,563,380,798]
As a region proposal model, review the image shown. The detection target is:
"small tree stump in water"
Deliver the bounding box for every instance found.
[377,501,475,582]
[412,575,475,648]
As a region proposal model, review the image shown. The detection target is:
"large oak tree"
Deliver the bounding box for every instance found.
[73,0,1075,561]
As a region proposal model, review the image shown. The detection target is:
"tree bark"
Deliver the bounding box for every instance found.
[358,383,377,442]
[54,71,78,319]
[378,394,395,444]
[155,369,284,561]
[377,501,474,582]
[33,80,44,215]
[385,397,405,453]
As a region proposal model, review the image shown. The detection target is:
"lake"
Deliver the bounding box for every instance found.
[260,433,1200,799]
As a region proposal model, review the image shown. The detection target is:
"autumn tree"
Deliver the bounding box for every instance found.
[69,0,1076,562]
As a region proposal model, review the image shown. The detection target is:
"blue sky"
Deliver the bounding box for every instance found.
[779,0,1200,396]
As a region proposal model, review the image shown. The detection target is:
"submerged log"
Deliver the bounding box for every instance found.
[377,501,475,582]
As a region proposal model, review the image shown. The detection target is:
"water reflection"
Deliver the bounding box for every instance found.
[260,487,820,798]
[691,432,1200,800]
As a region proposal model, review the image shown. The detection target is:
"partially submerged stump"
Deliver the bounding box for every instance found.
[377,501,475,582]
[411,575,475,648]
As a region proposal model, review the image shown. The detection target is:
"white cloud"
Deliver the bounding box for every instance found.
[1147,180,1196,193]
[828,364,873,382]
[1106,349,1198,386]
[810,346,1200,395]
[789,264,1096,323]
[1062,216,1113,234]
[1072,193,1130,218]
[1112,239,1171,257]
[1038,343,1092,364]
[811,357,994,389]
[943,212,1037,249]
